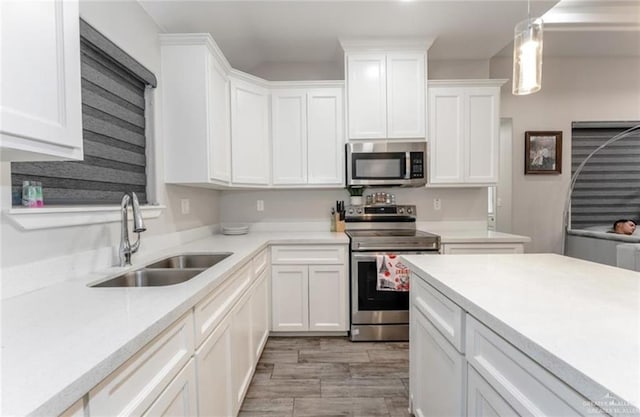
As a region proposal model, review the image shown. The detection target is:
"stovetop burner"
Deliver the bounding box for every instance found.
[344,204,441,252]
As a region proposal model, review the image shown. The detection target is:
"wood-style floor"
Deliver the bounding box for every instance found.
[239,336,412,417]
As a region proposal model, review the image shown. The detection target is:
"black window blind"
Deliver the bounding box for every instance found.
[570,121,640,229]
[11,19,157,205]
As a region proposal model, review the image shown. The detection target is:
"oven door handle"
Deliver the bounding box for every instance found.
[352,252,428,260]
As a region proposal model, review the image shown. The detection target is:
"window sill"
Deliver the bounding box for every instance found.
[5,205,165,231]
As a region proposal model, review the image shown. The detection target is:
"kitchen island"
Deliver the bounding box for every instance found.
[401,253,640,417]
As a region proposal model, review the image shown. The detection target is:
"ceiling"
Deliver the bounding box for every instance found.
[139,0,640,76]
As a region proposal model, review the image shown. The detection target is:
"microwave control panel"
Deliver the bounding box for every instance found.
[410,152,424,178]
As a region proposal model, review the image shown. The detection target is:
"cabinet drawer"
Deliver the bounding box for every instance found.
[89,312,195,417]
[465,315,603,417]
[442,243,524,254]
[467,365,518,416]
[253,248,269,276]
[142,359,197,417]
[412,273,464,352]
[271,245,346,264]
[194,262,252,347]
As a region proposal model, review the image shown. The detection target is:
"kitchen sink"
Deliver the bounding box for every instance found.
[89,252,234,287]
[145,253,232,269]
[91,269,205,288]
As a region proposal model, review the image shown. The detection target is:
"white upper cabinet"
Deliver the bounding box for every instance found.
[272,89,308,185]
[0,0,83,161]
[428,80,505,186]
[346,54,387,139]
[160,34,231,186]
[343,40,431,141]
[307,88,344,185]
[230,74,270,185]
[271,84,344,187]
[386,53,426,139]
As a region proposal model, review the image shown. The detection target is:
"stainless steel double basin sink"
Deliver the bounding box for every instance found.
[90,253,232,288]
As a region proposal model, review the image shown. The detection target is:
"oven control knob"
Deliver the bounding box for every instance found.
[398,207,405,214]
[348,208,354,215]
[356,208,363,214]
[407,207,413,214]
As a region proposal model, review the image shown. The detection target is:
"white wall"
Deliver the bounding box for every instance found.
[0,0,220,269]
[490,56,640,253]
[429,59,490,79]
[219,188,488,224]
[249,61,343,81]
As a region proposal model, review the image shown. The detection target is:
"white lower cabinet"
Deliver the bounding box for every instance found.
[410,274,606,417]
[88,312,195,416]
[250,269,271,361]
[271,245,348,332]
[441,243,524,254]
[467,366,518,417]
[143,359,198,417]
[271,265,309,331]
[411,290,466,417]
[195,316,233,417]
[194,248,270,417]
[230,290,254,413]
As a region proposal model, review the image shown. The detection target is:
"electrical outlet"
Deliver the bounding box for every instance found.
[497,197,503,207]
[180,198,190,215]
[257,200,264,212]
[433,198,441,211]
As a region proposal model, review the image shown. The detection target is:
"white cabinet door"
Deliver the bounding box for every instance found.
[307,88,344,185]
[466,87,499,183]
[467,366,519,417]
[347,54,387,139]
[412,304,466,417]
[271,265,309,331]
[386,52,426,139]
[272,89,307,185]
[231,77,270,185]
[195,316,233,417]
[230,291,254,414]
[250,269,270,362]
[429,81,502,186]
[429,87,465,183]
[0,0,83,161]
[209,54,231,182]
[161,35,231,186]
[142,360,198,417]
[308,265,348,331]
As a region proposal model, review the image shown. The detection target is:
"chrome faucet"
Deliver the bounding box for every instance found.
[119,192,146,267]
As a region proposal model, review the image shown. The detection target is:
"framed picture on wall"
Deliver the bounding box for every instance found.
[525,131,562,174]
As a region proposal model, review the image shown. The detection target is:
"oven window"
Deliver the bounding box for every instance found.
[353,153,405,179]
[357,260,409,311]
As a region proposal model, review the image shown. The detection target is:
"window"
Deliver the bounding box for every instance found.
[11,19,157,206]
[570,121,640,229]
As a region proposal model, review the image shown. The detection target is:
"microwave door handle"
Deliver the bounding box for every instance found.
[405,152,411,179]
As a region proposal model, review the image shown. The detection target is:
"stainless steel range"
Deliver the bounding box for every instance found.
[345,204,440,341]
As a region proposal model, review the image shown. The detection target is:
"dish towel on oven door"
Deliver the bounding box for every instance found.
[376,254,410,291]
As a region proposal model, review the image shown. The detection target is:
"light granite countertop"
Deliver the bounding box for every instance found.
[1,232,348,417]
[401,253,640,416]
[429,228,531,244]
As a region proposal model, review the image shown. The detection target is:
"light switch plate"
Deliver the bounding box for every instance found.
[257,200,264,211]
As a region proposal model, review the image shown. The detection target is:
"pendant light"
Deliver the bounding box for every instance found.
[512,0,543,95]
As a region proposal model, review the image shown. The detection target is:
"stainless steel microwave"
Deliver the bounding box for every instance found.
[346,141,427,187]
